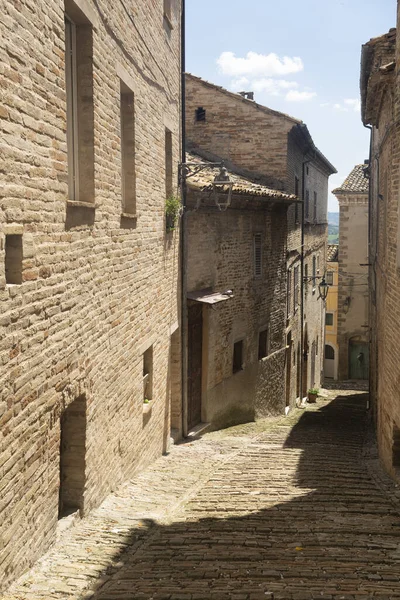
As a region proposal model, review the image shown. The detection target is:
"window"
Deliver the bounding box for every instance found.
[294,266,299,310]
[143,346,153,401]
[287,268,292,317]
[313,191,317,221]
[195,107,206,122]
[392,424,400,468]
[305,189,310,220]
[120,81,136,215]
[304,263,308,296]
[65,13,95,204]
[312,255,316,289]
[258,329,268,360]
[325,312,334,326]
[5,234,22,284]
[165,129,173,199]
[163,0,172,25]
[326,271,334,285]
[59,396,86,519]
[254,233,262,279]
[294,176,300,224]
[325,345,335,360]
[233,340,243,373]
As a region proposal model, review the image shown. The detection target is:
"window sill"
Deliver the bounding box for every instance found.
[67,200,97,209]
[121,212,137,219]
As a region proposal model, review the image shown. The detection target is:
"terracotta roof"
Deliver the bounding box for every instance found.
[186,152,297,201]
[332,165,369,194]
[327,245,338,262]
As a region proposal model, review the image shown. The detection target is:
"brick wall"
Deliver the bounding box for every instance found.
[186,192,287,428]
[185,74,331,403]
[0,0,181,589]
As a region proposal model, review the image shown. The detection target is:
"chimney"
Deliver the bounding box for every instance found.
[239,91,254,101]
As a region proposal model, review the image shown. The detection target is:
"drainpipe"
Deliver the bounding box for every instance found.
[363,123,373,413]
[180,0,188,438]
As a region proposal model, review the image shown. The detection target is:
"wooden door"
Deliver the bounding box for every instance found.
[187,303,203,430]
[285,333,292,407]
[349,342,369,380]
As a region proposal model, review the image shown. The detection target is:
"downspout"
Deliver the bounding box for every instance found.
[363,123,373,413]
[180,0,188,438]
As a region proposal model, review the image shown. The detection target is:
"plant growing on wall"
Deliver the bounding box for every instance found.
[165,195,181,232]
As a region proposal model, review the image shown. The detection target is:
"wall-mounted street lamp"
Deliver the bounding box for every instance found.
[180,161,234,211]
[303,273,330,302]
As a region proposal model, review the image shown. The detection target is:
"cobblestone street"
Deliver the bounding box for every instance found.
[5,388,400,600]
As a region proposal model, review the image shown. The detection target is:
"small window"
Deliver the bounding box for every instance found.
[325,344,335,360]
[5,234,23,284]
[305,189,310,220]
[326,271,334,285]
[304,263,308,296]
[313,191,317,221]
[294,266,299,310]
[258,329,268,360]
[165,129,173,199]
[163,0,172,24]
[325,313,334,326]
[312,255,316,285]
[254,233,262,279]
[233,340,243,374]
[120,82,136,215]
[287,268,292,317]
[143,346,153,401]
[195,107,206,122]
[392,424,400,468]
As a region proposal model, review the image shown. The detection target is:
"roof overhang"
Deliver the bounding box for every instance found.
[187,288,234,305]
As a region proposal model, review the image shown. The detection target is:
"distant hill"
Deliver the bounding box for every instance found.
[328,212,339,244]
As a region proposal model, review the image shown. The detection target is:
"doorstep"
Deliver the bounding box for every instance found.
[187,422,211,438]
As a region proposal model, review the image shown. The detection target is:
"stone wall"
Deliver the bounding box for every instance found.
[185,74,331,405]
[186,192,287,428]
[336,195,369,380]
[0,0,181,589]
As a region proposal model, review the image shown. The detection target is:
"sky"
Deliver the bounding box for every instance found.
[185,0,396,211]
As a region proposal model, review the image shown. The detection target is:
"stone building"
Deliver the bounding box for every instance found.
[185,74,336,407]
[361,22,400,477]
[0,0,182,590]
[324,245,339,380]
[333,165,369,380]
[184,153,297,431]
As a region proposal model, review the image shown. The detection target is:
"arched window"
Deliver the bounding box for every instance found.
[325,344,335,360]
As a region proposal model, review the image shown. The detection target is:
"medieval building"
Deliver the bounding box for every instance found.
[361,22,400,478]
[184,153,297,431]
[333,165,369,381]
[324,244,339,380]
[185,74,336,410]
[0,0,182,589]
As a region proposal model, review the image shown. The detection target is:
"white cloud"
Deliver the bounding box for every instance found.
[252,78,299,96]
[320,102,331,107]
[344,98,361,112]
[217,51,304,78]
[285,90,316,102]
[230,77,250,91]
[334,103,348,112]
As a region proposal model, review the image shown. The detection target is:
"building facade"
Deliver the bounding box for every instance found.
[184,153,297,431]
[333,166,369,380]
[0,0,182,590]
[185,74,336,407]
[324,245,339,380]
[361,22,400,478]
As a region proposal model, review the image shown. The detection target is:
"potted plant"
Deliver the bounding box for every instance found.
[307,388,319,403]
[165,195,181,232]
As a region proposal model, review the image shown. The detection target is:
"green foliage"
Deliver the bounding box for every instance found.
[165,195,181,231]
[143,398,150,404]
[308,388,319,395]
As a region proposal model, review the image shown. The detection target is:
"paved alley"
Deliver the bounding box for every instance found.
[5,388,400,600]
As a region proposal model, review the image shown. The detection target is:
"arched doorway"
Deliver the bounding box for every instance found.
[324,343,336,380]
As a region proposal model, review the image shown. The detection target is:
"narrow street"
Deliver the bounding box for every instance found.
[5,388,400,600]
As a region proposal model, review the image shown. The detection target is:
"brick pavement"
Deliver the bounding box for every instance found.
[4,388,400,600]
